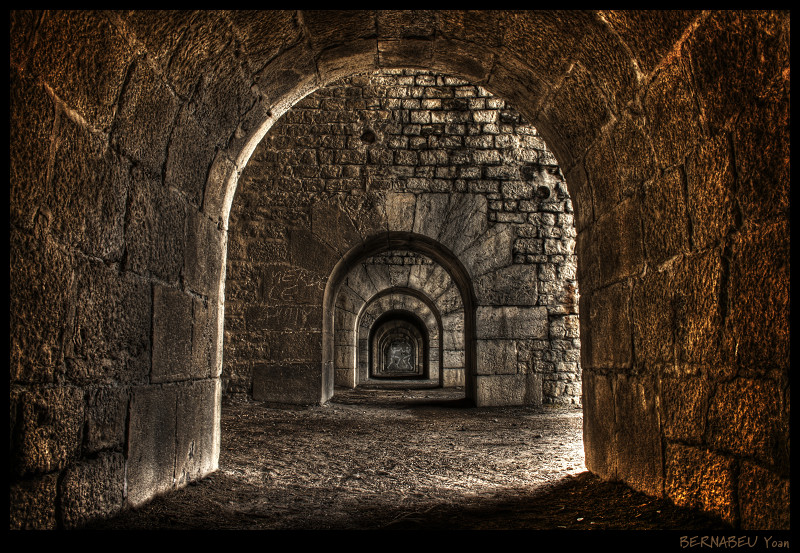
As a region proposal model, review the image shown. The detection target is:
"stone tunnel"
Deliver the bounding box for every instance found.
[9,10,789,531]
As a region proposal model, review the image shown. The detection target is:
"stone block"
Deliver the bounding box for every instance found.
[311,197,363,255]
[584,129,622,219]
[126,384,178,508]
[29,10,134,130]
[385,192,417,233]
[268,331,323,364]
[335,367,357,388]
[442,349,464,369]
[733,87,789,225]
[175,379,221,486]
[474,261,538,306]
[685,135,736,250]
[184,209,226,299]
[611,114,655,194]
[581,370,616,480]
[252,364,325,405]
[437,193,488,254]
[317,40,377,84]
[193,297,224,379]
[335,345,356,371]
[379,37,434,68]
[707,377,789,472]
[387,263,412,288]
[442,368,465,387]
[67,260,152,384]
[50,113,127,261]
[593,197,644,286]
[725,220,790,374]
[412,193,450,240]
[436,285,465,315]
[165,104,219,208]
[339,192,389,241]
[643,55,704,168]
[86,386,130,453]
[9,229,74,384]
[362,262,393,293]
[125,172,187,283]
[476,306,549,340]
[9,473,59,530]
[476,339,517,375]
[192,48,254,155]
[738,461,790,530]
[410,263,453,301]
[59,452,125,529]
[152,285,193,383]
[112,57,180,174]
[673,251,725,370]
[641,167,690,265]
[9,67,55,231]
[475,373,542,406]
[631,265,675,368]
[664,442,736,525]
[612,374,664,497]
[585,281,632,370]
[253,40,317,113]
[660,374,709,444]
[459,224,515,278]
[342,264,379,302]
[686,11,787,135]
[13,386,84,477]
[535,62,612,169]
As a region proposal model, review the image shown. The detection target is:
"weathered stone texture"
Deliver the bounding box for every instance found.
[10,230,75,384]
[85,386,130,453]
[12,386,84,477]
[737,461,791,530]
[66,260,151,385]
[9,9,788,532]
[28,10,135,131]
[724,220,790,375]
[176,379,221,485]
[664,442,737,525]
[707,378,789,474]
[226,68,580,405]
[126,385,178,508]
[9,472,59,530]
[59,452,126,529]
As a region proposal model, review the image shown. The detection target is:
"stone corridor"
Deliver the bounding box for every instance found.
[10,10,789,538]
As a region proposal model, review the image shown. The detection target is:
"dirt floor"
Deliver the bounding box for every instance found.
[80,383,736,539]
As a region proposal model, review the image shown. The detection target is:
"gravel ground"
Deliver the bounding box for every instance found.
[81,384,733,538]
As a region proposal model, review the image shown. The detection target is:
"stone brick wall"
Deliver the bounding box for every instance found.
[10,10,788,531]
[225,69,581,405]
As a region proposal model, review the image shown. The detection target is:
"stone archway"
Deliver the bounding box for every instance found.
[355,288,445,387]
[9,11,789,530]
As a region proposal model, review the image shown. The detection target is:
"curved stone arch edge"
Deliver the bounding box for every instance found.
[324,232,478,404]
[356,288,445,387]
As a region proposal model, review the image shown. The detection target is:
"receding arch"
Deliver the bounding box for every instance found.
[368,309,429,379]
[356,287,446,386]
[323,231,478,404]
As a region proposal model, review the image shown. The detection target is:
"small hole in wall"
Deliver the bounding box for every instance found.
[537,185,552,199]
[360,128,377,144]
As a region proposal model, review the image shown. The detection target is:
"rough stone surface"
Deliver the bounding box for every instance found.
[126,385,178,508]
[664,442,737,526]
[226,68,580,406]
[8,9,789,532]
[59,452,126,529]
